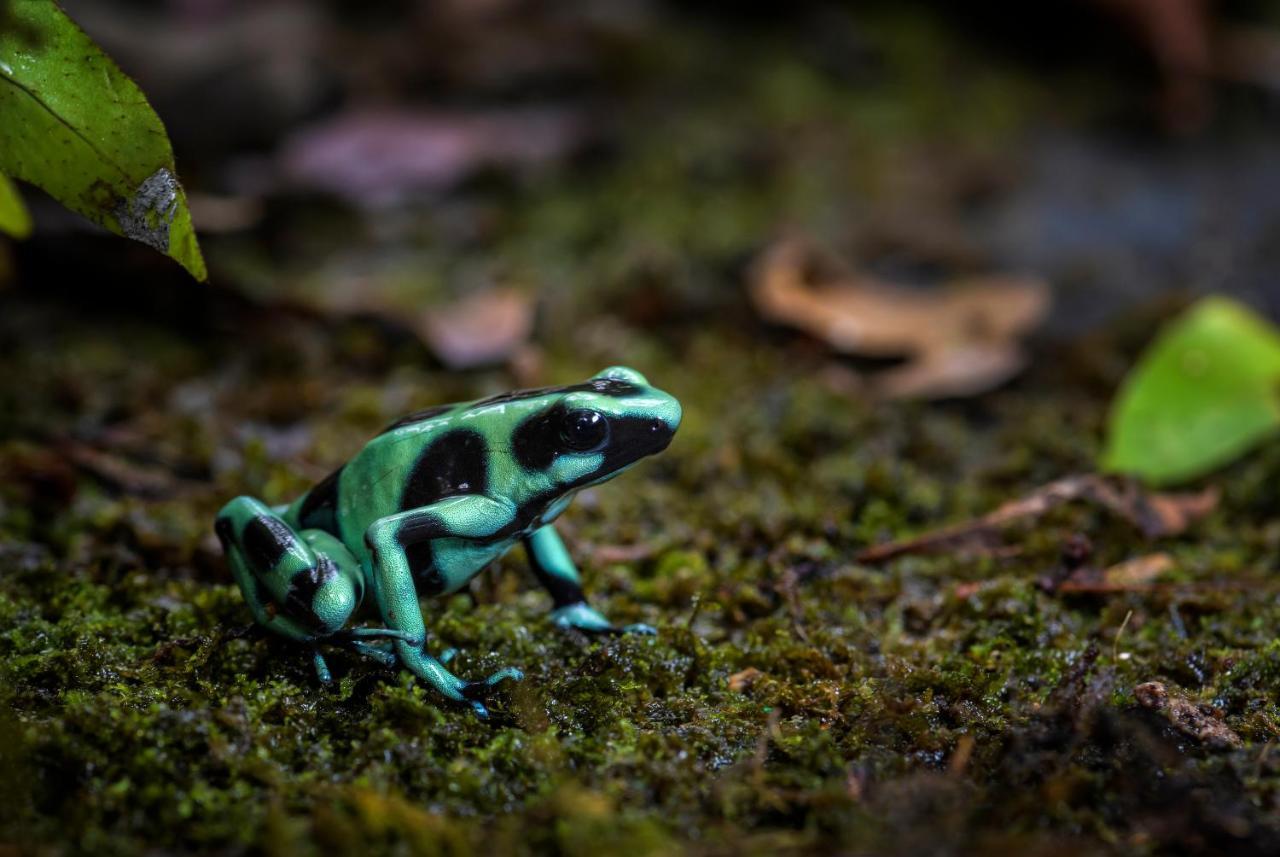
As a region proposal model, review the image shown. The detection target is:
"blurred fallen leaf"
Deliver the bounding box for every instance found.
[421,288,534,369]
[61,440,202,499]
[1103,552,1175,587]
[751,240,1049,399]
[1055,552,1175,594]
[1134,681,1242,750]
[278,108,586,205]
[857,474,1218,564]
[728,667,763,693]
[589,542,657,564]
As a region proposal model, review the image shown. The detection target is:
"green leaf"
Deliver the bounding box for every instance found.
[1103,296,1280,485]
[0,172,31,238]
[0,0,206,279]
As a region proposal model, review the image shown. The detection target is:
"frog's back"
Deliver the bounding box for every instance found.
[286,403,468,548]
[289,389,547,556]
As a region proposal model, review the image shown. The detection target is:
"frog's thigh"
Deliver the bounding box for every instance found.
[216,496,361,639]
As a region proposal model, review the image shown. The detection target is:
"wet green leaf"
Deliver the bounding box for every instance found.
[0,0,206,279]
[1103,296,1280,484]
[0,173,31,238]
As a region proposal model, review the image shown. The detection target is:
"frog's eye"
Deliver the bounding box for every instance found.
[560,409,609,452]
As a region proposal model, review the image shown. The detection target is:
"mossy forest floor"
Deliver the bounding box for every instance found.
[5,5,1280,855]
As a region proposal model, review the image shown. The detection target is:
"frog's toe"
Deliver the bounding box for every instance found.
[438,647,458,665]
[458,670,522,700]
[622,622,657,636]
[346,627,423,646]
[312,650,334,683]
[483,666,525,686]
[348,640,398,668]
[457,666,525,716]
[552,602,614,633]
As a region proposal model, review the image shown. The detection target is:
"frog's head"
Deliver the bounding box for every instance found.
[510,366,681,493]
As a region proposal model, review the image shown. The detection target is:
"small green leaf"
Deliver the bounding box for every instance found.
[0,172,31,238]
[1103,296,1280,485]
[0,0,206,279]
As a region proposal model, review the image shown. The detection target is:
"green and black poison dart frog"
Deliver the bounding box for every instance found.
[214,366,681,718]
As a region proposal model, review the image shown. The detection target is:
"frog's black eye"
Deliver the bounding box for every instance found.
[560,409,609,452]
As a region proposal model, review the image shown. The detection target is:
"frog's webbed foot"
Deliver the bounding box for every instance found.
[458,666,525,720]
[526,526,655,638]
[342,630,433,669]
[552,602,656,636]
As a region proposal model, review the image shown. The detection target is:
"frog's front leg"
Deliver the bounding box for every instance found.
[364,495,524,719]
[524,524,656,636]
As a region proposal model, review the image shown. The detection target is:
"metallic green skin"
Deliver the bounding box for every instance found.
[215,367,681,718]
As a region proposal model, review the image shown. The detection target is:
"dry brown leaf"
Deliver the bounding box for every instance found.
[420,288,534,369]
[61,441,201,499]
[728,667,764,693]
[750,240,1049,399]
[1107,553,1175,586]
[589,542,656,564]
[1056,552,1175,594]
[1134,681,1242,750]
[857,475,1218,564]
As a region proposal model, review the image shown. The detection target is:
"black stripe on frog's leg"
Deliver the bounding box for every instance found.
[529,557,585,608]
[214,516,236,549]
[402,538,447,596]
[297,465,343,531]
[284,555,337,627]
[217,515,271,608]
[242,516,296,570]
[400,429,489,510]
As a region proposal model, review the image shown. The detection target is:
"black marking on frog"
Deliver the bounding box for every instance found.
[524,538,586,608]
[401,429,489,510]
[242,516,295,570]
[512,406,563,471]
[214,516,235,549]
[404,540,445,594]
[297,465,343,531]
[284,555,337,629]
[598,415,674,472]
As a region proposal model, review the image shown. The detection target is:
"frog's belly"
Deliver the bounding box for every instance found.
[421,537,513,595]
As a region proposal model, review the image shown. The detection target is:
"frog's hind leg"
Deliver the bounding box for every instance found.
[215,496,366,681]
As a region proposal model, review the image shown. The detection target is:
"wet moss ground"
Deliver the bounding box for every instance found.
[5,286,1280,856]
[5,6,1280,855]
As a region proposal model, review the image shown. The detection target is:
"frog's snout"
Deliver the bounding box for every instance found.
[653,397,681,442]
[646,416,675,453]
